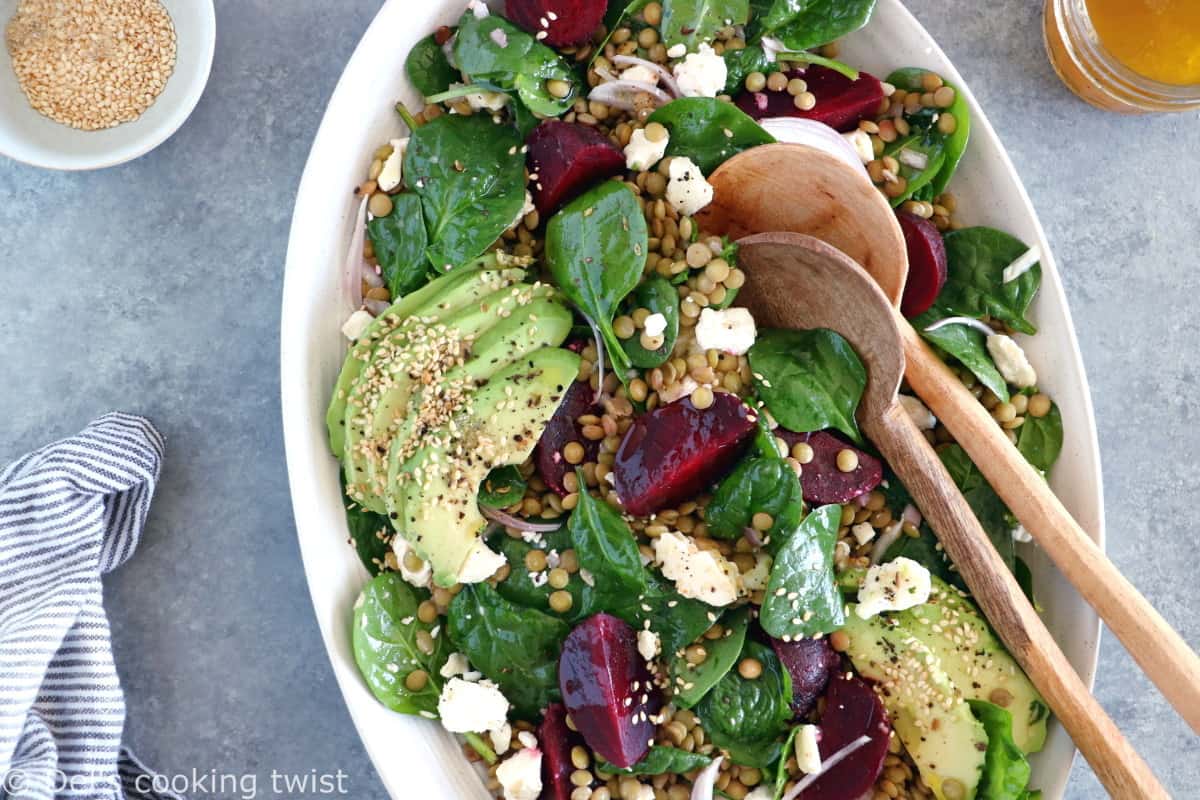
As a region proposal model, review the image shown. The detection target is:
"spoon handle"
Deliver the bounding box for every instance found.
[863,402,1168,799]
[899,321,1200,735]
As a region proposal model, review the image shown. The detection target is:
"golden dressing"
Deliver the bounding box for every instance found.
[1085,0,1200,86]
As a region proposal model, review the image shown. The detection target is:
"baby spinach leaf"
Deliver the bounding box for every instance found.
[455,12,579,117]
[887,68,971,196]
[696,640,792,768]
[748,328,867,443]
[661,0,750,49]
[597,747,713,775]
[759,504,845,639]
[494,529,591,618]
[723,45,771,94]
[1017,400,1063,475]
[478,465,528,508]
[706,457,803,545]
[912,306,1010,403]
[343,492,393,576]
[368,193,431,297]
[546,180,648,381]
[448,582,570,718]
[352,573,449,716]
[884,130,947,208]
[406,33,460,99]
[621,276,680,368]
[405,114,526,271]
[938,228,1042,336]
[647,98,775,175]
[629,574,717,657]
[882,523,968,593]
[1014,555,1038,607]
[758,0,877,51]
[939,444,1014,571]
[969,700,1033,800]
[670,607,749,708]
[568,479,649,609]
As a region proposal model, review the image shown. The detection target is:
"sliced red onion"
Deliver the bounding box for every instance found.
[361,261,384,289]
[923,316,995,337]
[870,520,905,565]
[593,64,618,83]
[364,297,390,316]
[489,28,508,48]
[781,735,873,800]
[901,504,922,527]
[759,118,869,179]
[588,79,673,112]
[480,504,562,533]
[690,755,724,800]
[1002,245,1042,283]
[583,313,606,404]
[854,492,871,508]
[343,194,369,312]
[742,527,763,548]
[611,54,682,98]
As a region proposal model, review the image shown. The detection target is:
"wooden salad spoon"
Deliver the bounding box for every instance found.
[736,232,1167,799]
[698,143,1200,737]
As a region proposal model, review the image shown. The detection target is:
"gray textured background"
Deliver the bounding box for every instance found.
[1,1,1196,797]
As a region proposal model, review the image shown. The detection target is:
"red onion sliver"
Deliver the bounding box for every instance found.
[343,194,369,312]
[480,504,562,533]
[781,735,873,800]
[901,504,922,527]
[759,118,869,179]
[611,54,682,98]
[870,520,904,565]
[742,527,763,548]
[583,314,605,404]
[361,260,384,289]
[922,316,995,337]
[690,755,724,800]
[364,297,390,316]
[588,80,673,112]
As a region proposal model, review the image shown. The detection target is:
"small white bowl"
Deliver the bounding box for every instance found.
[0,0,215,170]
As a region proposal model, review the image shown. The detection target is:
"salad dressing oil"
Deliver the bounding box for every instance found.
[1085,0,1200,86]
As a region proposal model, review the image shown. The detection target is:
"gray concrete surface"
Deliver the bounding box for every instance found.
[0,0,1195,797]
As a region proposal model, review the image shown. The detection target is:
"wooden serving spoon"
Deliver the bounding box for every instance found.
[699,142,1200,738]
[736,232,1166,799]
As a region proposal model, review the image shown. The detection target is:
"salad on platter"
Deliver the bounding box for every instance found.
[328,1,1063,798]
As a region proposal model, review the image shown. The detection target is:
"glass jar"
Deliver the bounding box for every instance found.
[1043,0,1200,113]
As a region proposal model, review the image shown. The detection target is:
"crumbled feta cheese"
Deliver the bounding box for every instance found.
[672,43,727,98]
[517,731,538,750]
[653,531,739,606]
[1012,524,1033,543]
[624,127,669,172]
[457,539,508,583]
[467,0,489,18]
[986,334,1038,388]
[851,522,876,546]
[377,138,409,192]
[437,678,509,733]
[439,652,470,679]
[657,375,699,404]
[621,64,659,85]
[496,748,543,800]
[898,394,936,431]
[465,86,509,112]
[637,629,661,662]
[666,43,687,59]
[643,312,668,338]
[490,722,512,756]
[341,309,375,341]
[738,552,773,593]
[843,129,874,164]
[694,307,757,355]
[794,724,822,774]
[392,535,432,588]
[665,156,714,215]
[855,557,932,619]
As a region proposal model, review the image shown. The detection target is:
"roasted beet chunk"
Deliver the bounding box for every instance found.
[776,429,882,504]
[539,703,584,800]
[896,212,949,318]
[771,637,841,717]
[536,380,599,496]
[613,393,757,516]
[801,674,891,800]
[559,613,661,769]
[506,0,607,47]
[527,121,626,217]
[736,66,884,132]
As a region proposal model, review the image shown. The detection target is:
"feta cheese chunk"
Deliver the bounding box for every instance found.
[855,557,932,619]
[843,129,874,164]
[624,127,670,172]
[376,137,409,193]
[672,43,728,98]
[643,312,668,338]
[898,394,936,430]
[851,522,876,546]
[794,724,822,774]
[438,678,509,733]
[496,748,543,800]
[440,652,470,679]
[1012,524,1033,543]
[637,629,661,662]
[457,539,508,583]
[467,0,489,18]
[986,334,1038,388]
[694,307,757,355]
[621,64,659,85]
[490,722,512,756]
[392,535,432,588]
[667,43,687,59]
[653,531,739,606]
[666,156,714,215]
[738,552,773,593]
[341,309,375,341]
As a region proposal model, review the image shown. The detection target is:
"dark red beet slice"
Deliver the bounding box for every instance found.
[613,393,757,516]
[527,121,625,217]
[776,429,882,505]
[772,637,841,717]
[735,66,884,132]
[536,380,600,496]
[896,213,948,318]
[506,0,607,47]
[799,674,890,800]
[539,703,584,800]
[559,613,661,769]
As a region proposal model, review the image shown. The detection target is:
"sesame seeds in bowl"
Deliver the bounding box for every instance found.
[0,0,215,170]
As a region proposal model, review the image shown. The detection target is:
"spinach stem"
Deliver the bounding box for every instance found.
[394,101,420,132]
[464,732,498,765]
[424,84,503,105]
[777,51,860,81]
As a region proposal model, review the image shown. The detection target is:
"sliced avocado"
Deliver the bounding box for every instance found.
[842,608,988,800]
[388,347,581,586]
[902,578,1049,753]
[326,253,529,455]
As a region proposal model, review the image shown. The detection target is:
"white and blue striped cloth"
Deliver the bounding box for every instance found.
[1,414,180,800]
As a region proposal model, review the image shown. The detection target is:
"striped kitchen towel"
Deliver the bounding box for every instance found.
[0,414,181,800]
